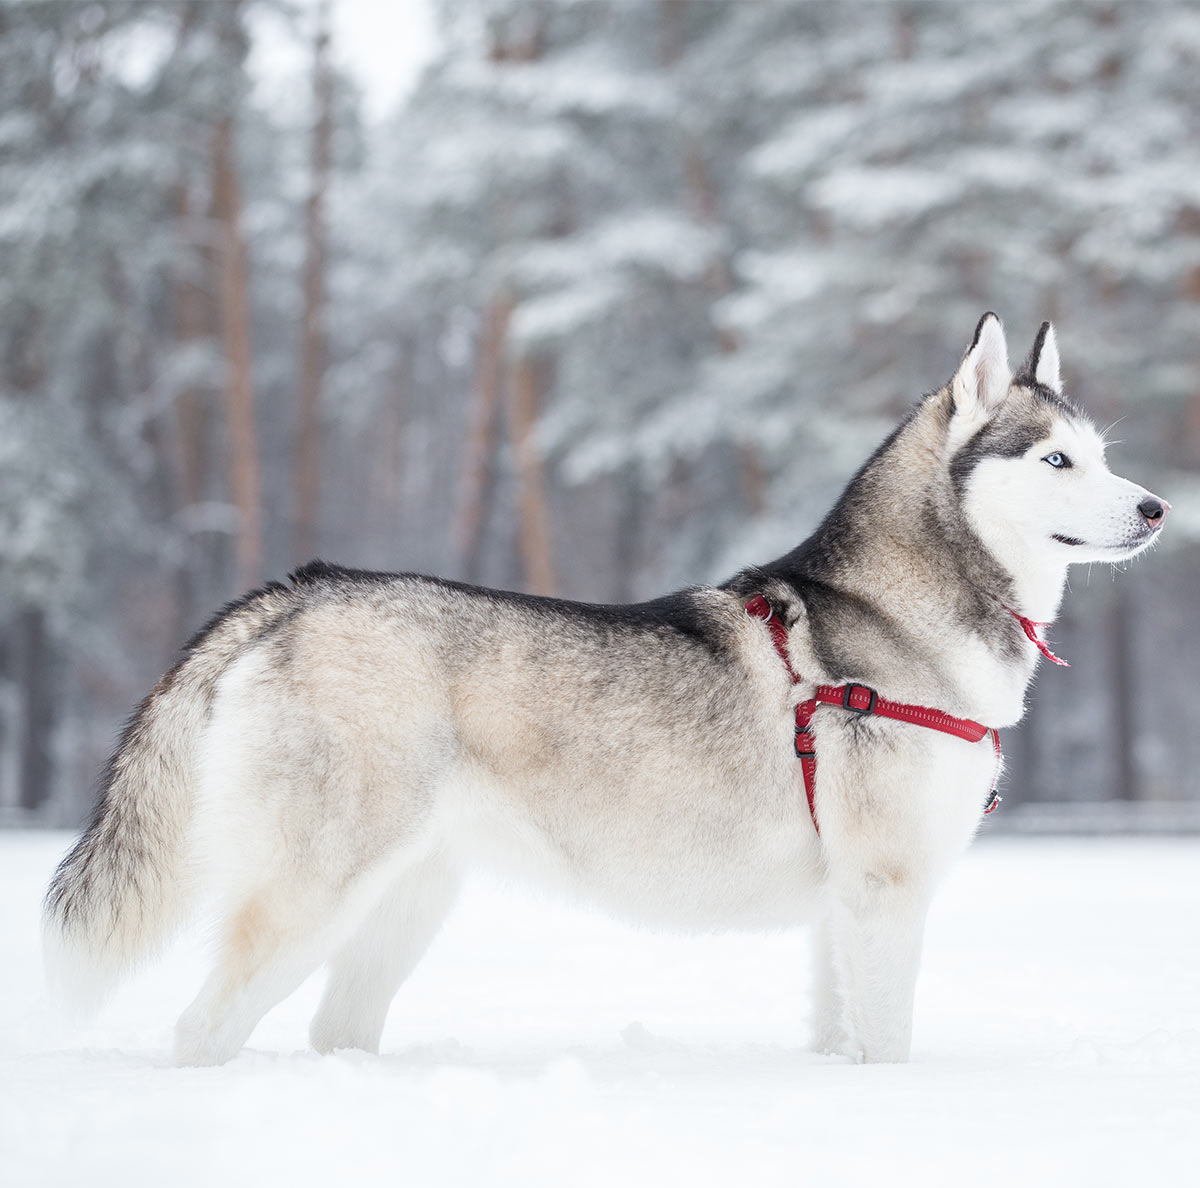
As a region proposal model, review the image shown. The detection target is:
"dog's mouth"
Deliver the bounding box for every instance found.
[1092,528,1164,560]
[1053,521,1164,559]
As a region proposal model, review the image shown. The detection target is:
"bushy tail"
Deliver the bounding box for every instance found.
[42,581,297,1013]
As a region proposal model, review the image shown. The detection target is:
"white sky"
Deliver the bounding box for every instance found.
[250,0,439,123]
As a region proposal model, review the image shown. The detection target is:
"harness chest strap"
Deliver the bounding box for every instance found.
[744,595,1003,834]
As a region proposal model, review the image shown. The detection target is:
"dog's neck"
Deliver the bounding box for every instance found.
[962,515,1069,626]
[869,399,1072,622]
[748,400,1067,701]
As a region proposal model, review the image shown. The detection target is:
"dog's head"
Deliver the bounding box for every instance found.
[943,313,1167,567]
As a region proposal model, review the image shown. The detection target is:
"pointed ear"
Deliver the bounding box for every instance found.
[1024,321,1062,394]
[952,312,1010,418]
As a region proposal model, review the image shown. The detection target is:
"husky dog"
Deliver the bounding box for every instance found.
[44,315,1167,1066]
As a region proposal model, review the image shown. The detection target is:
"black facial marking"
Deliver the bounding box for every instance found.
[1028,321,1051,371]
[1014,322,1057,392]
[949,420,1046,494]
[1052,534,1085,547]
[1012,369,1082,421]
[969,311,1000,351]
[1029,386,1078,418]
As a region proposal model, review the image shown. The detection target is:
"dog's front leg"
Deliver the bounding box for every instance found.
[827,872,929,1063]
[810,907,852,1056]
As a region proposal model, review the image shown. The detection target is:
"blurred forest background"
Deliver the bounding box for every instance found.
[2,0,1200,827]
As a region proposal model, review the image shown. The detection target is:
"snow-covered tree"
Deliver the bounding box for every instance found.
[4,0,1200,818]
[0,0,275,814]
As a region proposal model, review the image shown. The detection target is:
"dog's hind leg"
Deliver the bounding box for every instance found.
[174,871,394,1067]
[309,854,461,1055]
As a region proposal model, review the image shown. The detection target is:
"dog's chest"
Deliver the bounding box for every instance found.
[814,710,996,857]
[939,632,1035,728]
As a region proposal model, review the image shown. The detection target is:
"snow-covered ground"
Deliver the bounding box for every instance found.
[2,832,1198,1187]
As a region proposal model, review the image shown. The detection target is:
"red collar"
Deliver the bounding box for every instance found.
[745,595,1002,834]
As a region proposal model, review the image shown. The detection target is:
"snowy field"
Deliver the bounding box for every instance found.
[2,832,1198,1187]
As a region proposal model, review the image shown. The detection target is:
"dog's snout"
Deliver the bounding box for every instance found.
[1138,497,1167,526]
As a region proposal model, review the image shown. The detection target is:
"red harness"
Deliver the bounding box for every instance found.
[744,594,1004,834]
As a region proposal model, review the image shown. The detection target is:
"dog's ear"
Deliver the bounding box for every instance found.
[1022,321,1062,394]
[952,312,1010,418]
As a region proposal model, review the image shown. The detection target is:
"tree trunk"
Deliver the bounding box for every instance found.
[737,442,767,517]
[1110,582,1138,800]
[172,182,213,512]
[1,231,54,812]
[661,0,757,534]
[508,353,558,596]
[165,5,220,640]
[455,298,512,581]
[293,0,334,564]
[16,606,51,812]
[659,0,685,66]
[212,111,262,592]
[613,467,644,603]
[170,178,218,641]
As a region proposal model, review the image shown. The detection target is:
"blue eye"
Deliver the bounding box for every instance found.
[1044,452,1071,469]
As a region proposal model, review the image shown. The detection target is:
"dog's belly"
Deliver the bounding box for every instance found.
[458,760,825,931]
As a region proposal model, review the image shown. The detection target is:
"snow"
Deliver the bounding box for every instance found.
[747,106,863,181]
[2,832,1199,1186]
[483,50,675,121]
[509,213,721,349]
[509,279,621,349]
[809,167,966,230]
[249,0,437,123]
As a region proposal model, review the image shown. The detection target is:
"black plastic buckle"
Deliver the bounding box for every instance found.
[842,684,877,715]
[794,725,816,759]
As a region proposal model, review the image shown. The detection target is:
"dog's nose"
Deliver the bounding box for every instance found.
[1138,497,1167,525]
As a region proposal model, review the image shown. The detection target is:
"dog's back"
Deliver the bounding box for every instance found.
[44,563,824,1063]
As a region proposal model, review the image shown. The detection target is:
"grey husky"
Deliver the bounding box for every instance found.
[44,314,1167,1065]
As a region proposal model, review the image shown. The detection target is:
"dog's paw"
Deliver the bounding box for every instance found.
[174,1003,245,1067]
[809,1026,853,1058]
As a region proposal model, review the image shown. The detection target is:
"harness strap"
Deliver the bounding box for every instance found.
[745,594,1003,834]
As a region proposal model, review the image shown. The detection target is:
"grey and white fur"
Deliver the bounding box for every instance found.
[43,314,1168,1065]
